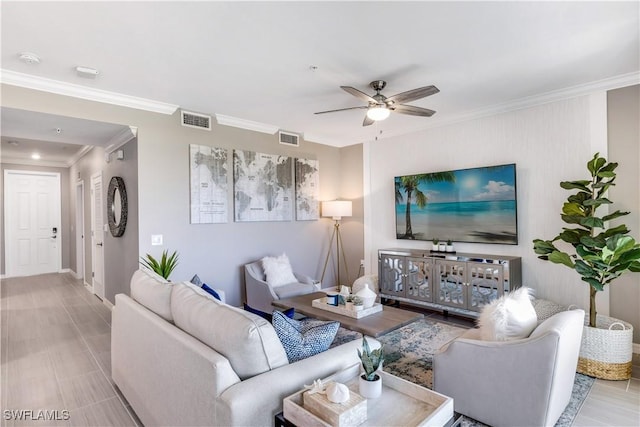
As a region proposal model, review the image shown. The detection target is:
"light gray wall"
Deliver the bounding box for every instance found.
[0,162,71,275]
[67,139,139,305]
[365,94,609,315]
[608,84,640,343]
[102,139,139,303]
[339,143,365,283]
[69,146,106,286]
[1,84,356,306]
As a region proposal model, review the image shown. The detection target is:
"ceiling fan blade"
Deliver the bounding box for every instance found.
[393,104,436,117]
[386,85,439,104]
[341,86,377,103]
[314,106,368,115]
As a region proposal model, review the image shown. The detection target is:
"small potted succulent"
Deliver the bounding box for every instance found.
[357,337,384,398]
[352,296,363,312]
[446,239,454,252]
[431,238,439,251]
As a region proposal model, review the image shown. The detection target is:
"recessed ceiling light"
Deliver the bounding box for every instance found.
[31,153,41,160]
[18,52,41,65]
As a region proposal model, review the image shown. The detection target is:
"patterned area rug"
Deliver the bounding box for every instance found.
[331,318,595,427]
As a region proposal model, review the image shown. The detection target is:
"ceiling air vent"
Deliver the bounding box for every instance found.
[279,131,299,147]
[181,110,211,131]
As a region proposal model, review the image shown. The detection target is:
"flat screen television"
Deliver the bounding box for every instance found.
[395,163,517,244]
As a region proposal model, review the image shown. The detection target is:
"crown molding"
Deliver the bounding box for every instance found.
[303,132,350,148]
[67,145,94,167]
[367,71,640,144]
[1,156,70,169]
[0,69,179,115]
[105,126,138,153]
[215,114,279,134]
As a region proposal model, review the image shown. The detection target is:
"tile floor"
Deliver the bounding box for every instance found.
[1,273,639,426]
[1,273,139,426]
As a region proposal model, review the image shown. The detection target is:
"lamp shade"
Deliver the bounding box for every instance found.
[366,105,391,121]
[322,200,352,220]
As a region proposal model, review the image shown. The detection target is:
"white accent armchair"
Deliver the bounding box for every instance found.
[433,309,584,427]
[244,260,320,313]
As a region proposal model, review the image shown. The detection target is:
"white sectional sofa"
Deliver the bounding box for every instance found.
[112,269,364,426]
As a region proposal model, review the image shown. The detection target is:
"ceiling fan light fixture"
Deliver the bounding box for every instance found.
[366,105,390,121]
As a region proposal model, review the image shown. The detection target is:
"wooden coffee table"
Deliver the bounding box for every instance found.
[272,292,423,337]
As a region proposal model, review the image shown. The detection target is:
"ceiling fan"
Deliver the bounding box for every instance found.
[315,80,439,126]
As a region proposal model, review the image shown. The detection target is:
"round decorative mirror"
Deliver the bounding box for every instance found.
[107,176,128,237]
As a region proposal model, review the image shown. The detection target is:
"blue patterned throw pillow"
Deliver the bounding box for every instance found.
[272,311,339,362]
[190,274,203,286]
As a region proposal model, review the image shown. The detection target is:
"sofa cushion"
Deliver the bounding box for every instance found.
[262,253,297,288]
[130,268,174,322]
[171,283,288,379]
[477,286,537,341]
[272,311,340,362]
[273,282,317,299]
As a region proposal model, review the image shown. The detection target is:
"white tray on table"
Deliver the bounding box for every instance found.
[311,298,383,319]
[283,363,454,427]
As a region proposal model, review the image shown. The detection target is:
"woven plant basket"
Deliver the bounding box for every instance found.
[577,314,633,380]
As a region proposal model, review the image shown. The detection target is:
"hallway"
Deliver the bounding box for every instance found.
[1,273,139,426]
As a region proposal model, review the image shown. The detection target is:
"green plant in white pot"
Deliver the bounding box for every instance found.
[140,250,179,280]
[357,337,384,398]
[533,153,640,379]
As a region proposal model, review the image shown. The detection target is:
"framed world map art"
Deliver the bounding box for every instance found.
[189,144,228,224]
[295,158,319,221]
[233,149,293,222]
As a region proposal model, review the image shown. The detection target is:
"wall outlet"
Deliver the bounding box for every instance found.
[151,235,163,246]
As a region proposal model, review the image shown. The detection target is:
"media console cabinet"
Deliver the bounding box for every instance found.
[378,248,522,319]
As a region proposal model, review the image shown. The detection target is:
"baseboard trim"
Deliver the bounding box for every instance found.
[633,343,640,355]
[59,268,71,274]
[103,298,114,310]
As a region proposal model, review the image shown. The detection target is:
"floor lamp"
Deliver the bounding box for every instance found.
[320,200,352,288]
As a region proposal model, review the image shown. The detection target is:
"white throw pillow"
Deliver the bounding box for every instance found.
[477,287,537,341]
[262,253,298,288]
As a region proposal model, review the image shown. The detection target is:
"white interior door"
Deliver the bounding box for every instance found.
[75,180,85,281]
[4,170,61,277]
[90,172,105,299]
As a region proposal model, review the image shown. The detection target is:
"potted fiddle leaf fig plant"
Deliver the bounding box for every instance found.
[357,337,384,398]
[533,152,640,380]
[140,250,179,280]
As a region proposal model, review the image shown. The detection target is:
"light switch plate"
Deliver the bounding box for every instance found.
[151,235,163,246]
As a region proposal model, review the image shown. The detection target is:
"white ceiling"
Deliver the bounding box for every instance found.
[0,107,133,166]
[1,1,639,151]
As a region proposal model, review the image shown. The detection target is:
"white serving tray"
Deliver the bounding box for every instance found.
[283,363,454,427]
[311,298,383,319]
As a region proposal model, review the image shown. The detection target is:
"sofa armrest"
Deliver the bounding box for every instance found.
[112,294,241,426]
[433,333,561,427]
[245,266,279,313]
[215,339,367,427]
[294,272,315,286]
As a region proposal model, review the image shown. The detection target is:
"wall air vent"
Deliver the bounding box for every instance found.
[279,131,300,147]
[181,110,211,130]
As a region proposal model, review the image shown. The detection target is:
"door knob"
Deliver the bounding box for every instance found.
[96,242,103,247]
